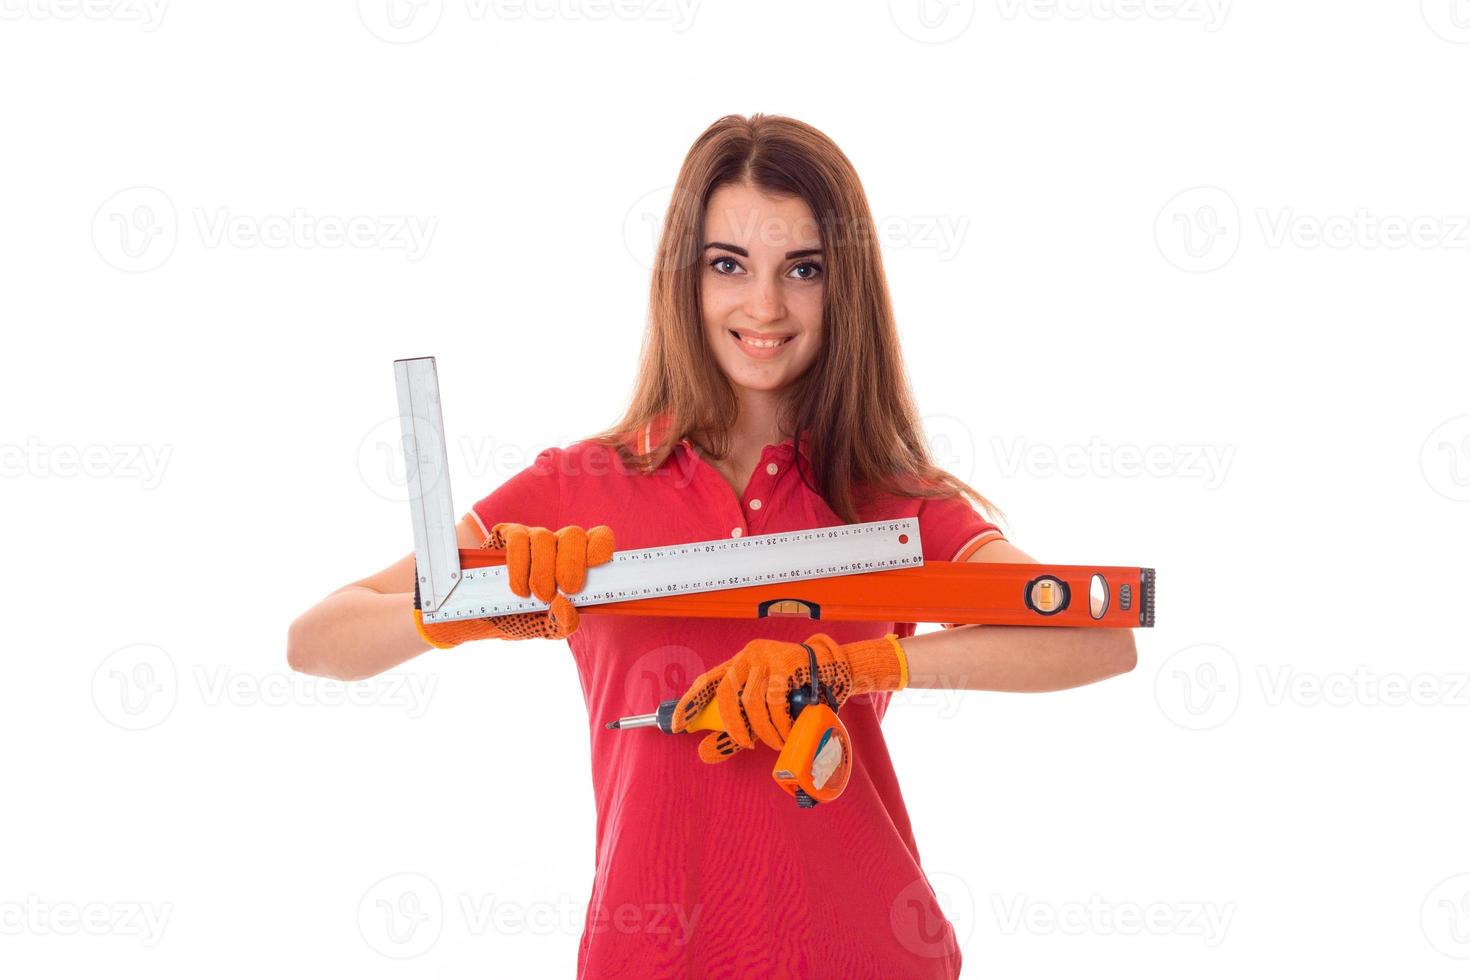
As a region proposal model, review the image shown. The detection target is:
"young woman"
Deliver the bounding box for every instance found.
[289,114,1137,979]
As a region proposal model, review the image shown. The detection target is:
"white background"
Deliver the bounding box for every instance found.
[3,1,1468,977]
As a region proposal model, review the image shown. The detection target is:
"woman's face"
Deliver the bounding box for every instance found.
[699,181,824,399]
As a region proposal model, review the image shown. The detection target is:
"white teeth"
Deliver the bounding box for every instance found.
[735,333,790,349]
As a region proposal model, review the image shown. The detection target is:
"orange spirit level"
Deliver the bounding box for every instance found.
[458,545,1154,628]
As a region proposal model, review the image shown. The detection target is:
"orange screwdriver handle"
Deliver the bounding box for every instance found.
[630,688,851,807]
[636,698,724,735]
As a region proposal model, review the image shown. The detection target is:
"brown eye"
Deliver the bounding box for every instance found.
[790,261,822,280]
[710,257,741,275]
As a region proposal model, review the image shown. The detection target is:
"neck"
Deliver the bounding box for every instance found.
[726,386,792,460]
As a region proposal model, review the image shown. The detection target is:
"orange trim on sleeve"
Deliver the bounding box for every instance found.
[465,508,490,543]
[951,528,1005,563]
[940,530,1007,628]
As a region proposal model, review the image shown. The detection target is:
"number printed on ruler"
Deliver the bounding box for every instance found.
[424,519,924,622]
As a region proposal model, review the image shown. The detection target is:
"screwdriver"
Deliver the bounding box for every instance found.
[605,643,853,807]
[605,698,723,733]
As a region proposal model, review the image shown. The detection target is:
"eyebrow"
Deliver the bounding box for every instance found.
[704,242,823,260]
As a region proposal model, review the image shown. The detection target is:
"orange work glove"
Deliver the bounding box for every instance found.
[669,632,908,763]
[413,522,615,647]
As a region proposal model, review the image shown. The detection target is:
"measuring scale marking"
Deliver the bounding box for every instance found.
[421,518,924,623]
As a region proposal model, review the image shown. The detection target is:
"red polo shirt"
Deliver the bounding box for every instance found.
[467,420,1004,979]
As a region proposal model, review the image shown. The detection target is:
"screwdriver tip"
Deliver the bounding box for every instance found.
[604,720,620,729]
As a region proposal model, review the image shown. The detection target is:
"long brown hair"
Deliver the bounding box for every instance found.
[587,113,1005,528]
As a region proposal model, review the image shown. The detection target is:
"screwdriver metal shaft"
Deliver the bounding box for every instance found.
[605,712,660,730]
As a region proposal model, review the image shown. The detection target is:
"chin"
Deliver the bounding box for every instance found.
[730,376,790,393]
[727,364,810,394]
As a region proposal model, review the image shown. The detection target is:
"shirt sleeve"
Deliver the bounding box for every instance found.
[464,447,563,540]
[915,492,1007,631]
[916,491,1005,563]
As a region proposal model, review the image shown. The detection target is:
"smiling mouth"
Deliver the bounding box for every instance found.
[729,330,794,349]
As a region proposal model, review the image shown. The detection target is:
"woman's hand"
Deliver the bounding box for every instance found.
[414,522,616,647]
[670,632,908,763]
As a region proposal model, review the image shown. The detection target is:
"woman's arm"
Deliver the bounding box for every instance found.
[286,515,486,681]
[899,539,1138,692]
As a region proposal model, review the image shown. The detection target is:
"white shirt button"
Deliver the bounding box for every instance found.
[766,463,778,476]
[749,498,762,510]
[731,527,743,537]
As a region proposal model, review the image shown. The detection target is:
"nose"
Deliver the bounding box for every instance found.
[745,274,787,325]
